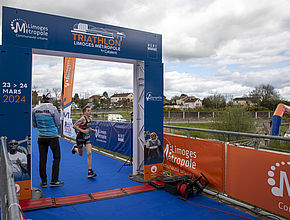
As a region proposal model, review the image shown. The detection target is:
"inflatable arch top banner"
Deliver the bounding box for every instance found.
[2,6,162,62]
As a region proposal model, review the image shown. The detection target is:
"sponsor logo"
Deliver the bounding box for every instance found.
[10,18,49,40]
[64,59,75,88]
[147,43,157,52]
[118,134,125,142]
[163,143,197,170]
[71,23,126,55]
[95,128,107,143]
[267,161,290,197]
[145,92,162,102]
[151,165,157,173]
[15,183,20,193]
[267,161,290,214]
[63,111,70,119]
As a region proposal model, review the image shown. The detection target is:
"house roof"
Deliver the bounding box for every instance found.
[89,95,102,99]
[183,97,200,103]
[233,97,255,101]
[111,93,133,98]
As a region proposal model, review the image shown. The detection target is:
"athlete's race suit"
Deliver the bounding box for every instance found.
[76,116,91,148]
[32,103,61,183]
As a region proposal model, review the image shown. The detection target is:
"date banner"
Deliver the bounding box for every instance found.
[0,45,32,200]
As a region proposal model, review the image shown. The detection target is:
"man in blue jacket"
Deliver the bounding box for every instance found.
[32,92,64,187]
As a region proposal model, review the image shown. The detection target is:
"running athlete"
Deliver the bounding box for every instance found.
[72,106,97,178]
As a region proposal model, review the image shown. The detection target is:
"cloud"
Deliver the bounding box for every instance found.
[164,70,251,99]
[32,55,133,98]
[2,0,290,102]
[32,55,63,91]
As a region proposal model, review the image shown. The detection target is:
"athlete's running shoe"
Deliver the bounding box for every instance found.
[71,145,77,154]
[40,181,48,188]
[50,181,64,187]
[88,170,97,178]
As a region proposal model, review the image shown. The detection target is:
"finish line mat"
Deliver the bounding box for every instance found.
[19,184,155,211]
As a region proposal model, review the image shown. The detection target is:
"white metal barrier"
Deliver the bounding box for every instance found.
[0,136,24,220]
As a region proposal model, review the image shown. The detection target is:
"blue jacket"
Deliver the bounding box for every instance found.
[32,103,60,137]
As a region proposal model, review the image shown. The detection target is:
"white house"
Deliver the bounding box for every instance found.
[183,97,203,109]
[233,97,255,106]
[176,95,202,109]
[110,93,133,103]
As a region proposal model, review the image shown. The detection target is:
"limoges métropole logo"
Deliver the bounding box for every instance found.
[10,18,49,40]
[94,128,107,143]
[267,161,290,213]
[71,23,126,55]
[146,92,162,102]
[151,165,157,173]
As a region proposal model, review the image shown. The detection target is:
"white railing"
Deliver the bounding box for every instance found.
[0,136,24,220]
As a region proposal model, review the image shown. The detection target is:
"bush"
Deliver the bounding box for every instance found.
[212,107,255,141]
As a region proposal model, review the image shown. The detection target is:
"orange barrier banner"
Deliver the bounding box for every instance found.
[227,145,290,219]
[163,134,225,192]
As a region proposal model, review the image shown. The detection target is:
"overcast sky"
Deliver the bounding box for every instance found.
[1,0,290,100]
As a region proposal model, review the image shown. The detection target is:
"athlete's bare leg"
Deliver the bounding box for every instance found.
[85,143,92,170]
[74,146,83,156]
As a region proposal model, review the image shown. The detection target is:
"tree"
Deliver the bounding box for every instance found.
[32,90,39,106]
[103,91,109,98]
[52,88,61,109]
[100,97,110,109]
[169,95,179,105]
[73,93,80,104]
[52,88,61,100]
[92,97,100,109]
[248,84,280,109]
[78,99,88,109]
[203,94,226,109]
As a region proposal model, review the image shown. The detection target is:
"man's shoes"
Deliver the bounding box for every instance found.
[40,181,48,188]
[50,181,64,187]
[72,145,77,154]
[88,170,97,178]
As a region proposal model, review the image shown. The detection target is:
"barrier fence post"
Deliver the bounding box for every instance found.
[224,142,228,194]
[187,130,190,138]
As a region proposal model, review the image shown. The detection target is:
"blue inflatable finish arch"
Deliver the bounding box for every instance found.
[0,6,163,198]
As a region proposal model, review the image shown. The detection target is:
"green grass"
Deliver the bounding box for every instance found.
[164,122,215,139]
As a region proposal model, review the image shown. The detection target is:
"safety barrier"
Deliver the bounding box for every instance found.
[164,111,274,121]
[163,125,290,219]
[70,120,132,156]
[0,136,24,220]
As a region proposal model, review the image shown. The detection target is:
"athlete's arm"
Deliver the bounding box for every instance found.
[89,127,96,133]
[73,117,89,134]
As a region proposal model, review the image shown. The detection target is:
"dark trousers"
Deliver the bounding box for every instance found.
[38,137,61,183]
